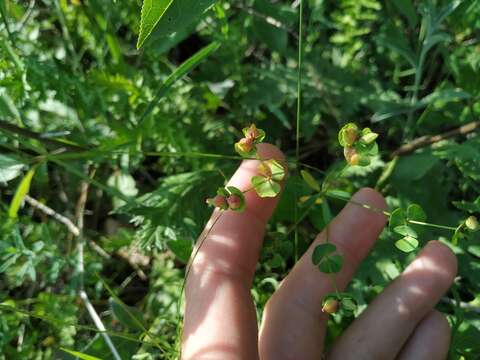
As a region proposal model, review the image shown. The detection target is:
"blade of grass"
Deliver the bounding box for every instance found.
[138,41,221,126]
[294,0,304,262]
[9,167,36,218]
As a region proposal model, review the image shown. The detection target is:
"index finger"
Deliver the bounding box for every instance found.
[182,143,285,360]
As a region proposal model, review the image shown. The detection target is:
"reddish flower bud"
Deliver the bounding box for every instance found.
[321,299,339,314]
[245,124,260,140]
[238,137,254,153]
[227,195,242,210]
[343,127,358,147]
[344,147,359,166]
[206,195,227,209]
[258,162,272,178]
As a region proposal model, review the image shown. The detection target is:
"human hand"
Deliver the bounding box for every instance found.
[182,144,457,360]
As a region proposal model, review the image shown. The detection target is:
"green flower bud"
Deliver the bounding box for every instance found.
[466,216,479,231]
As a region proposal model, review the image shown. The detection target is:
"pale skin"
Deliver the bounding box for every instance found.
[182,143,457,360]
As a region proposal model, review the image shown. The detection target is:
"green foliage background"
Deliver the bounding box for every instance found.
[0,0,479,358]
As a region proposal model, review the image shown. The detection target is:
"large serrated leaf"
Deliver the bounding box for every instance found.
[137,0,175,49]
[146,0,217,42]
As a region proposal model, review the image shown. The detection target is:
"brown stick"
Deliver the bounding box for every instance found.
[391,121,480,158]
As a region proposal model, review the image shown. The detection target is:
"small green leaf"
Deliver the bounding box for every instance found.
[139,41,221,125]
[9,167,35,218]
[137,0,175,49]
[167,239,193,263]
[0,89,21,120]
[360,129,379,144]
[341,297,357,311]
[251,176,281,198]
[109,298,146,332]
[60,348,101,360]
[393,225,418,238]
[301,169,320,192]
[318,254,344,273]
[0,155,25,183]
[267,160,286,182]
[389,208,406,231]
[268,253,284,268]
[407,204,427,222]
[312,243,336,265]
[395,236,419,253]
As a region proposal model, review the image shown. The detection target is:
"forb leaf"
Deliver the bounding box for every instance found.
[407,204,427,222]
[360,128,379,144]
[341,297,357,312]
[0,155,25,184]
[251,176,281,198]
[393,225,418,238]
[389,208,406,231]
[109,298,146,332]
[318,254,344,273]
[137,0,175,49]
[301,169,320,192]
[167,239,193,263]
[312,243,336,265]
[395,236,419,253]
[266,160,286,182]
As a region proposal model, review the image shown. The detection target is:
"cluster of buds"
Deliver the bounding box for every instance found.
[206,186,246,212]
[235,124,266,157]
[338,123,379,166]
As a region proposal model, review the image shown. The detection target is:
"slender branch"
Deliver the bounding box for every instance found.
[24,190,121,359]
[79,290,122,360]
[74,166,121,360]
[392,120,480,158]
[441,297,480,314]
[24,195,80,236]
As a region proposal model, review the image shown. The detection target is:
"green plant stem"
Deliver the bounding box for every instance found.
[0,3,15,47]
[325,191,458,232]
[294,0,304,262]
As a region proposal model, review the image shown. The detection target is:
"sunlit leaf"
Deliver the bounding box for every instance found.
[60,348,101,360]
[9,167,35,218]
[395,236,419,253]
[251,176,281,198]
[137,0,175,49]
[301,169,320,192]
